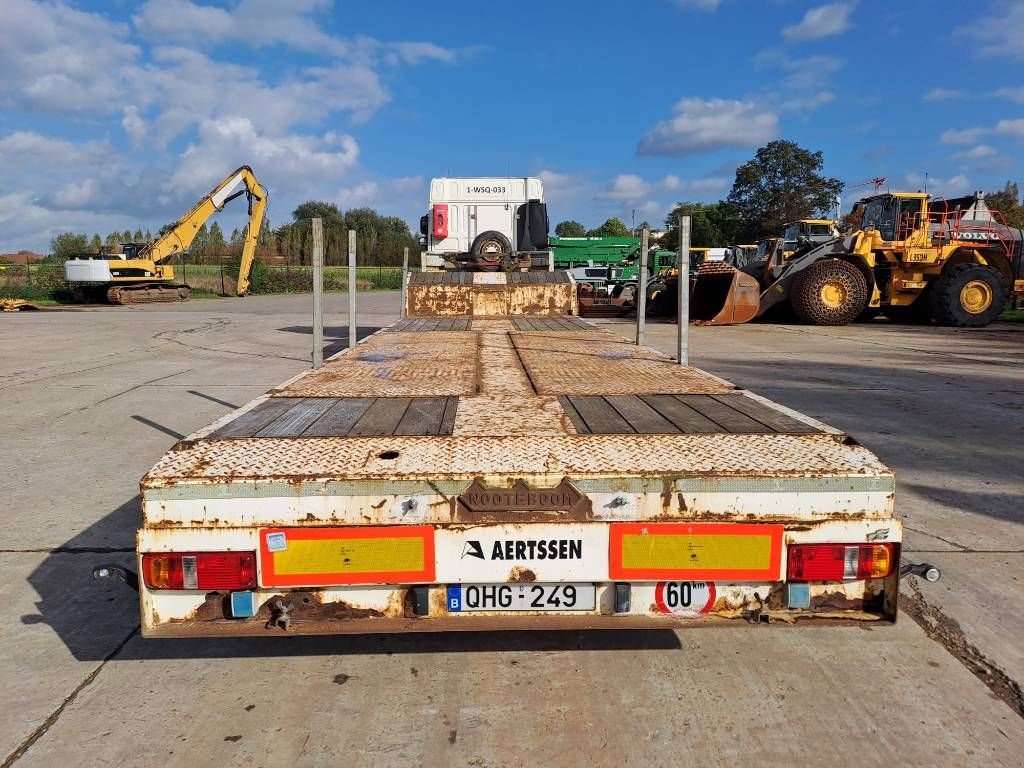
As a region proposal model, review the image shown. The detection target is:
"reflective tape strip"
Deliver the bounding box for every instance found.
[259,526,435,587]
[609,522,783,581]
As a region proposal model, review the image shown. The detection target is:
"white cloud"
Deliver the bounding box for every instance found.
[903,172,971,197]
[955,145,997,160]
[122,106,147,147]
[940,127,987,144]
[994,86,1024,103]
[674,0,723,10]
[0,131,109,169]
[599,173,728,204]
[956,1,1024,60]
[940,118,1024,145]
[133,0,459,66]
[923,88,964,102]
[170,117,360,195]
[336,176,424,208]
[996,117,1024,138]
[0,0,139,115]
[783,2,856,42]
[638,98,778,156]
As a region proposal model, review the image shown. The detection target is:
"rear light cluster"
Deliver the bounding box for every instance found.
[787,543,894,581]
[142,552,256,590]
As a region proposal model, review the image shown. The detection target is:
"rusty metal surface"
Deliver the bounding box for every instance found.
[275,331,478,397]
[691,265,761,326]
[144,432,888,484]
[406,272,577,317]
[510,331,734,395]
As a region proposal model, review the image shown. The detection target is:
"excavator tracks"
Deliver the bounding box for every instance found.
[106,284,192,305]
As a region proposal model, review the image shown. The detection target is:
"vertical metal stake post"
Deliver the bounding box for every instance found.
[677,215,691,365]
[348,229,357,350]
[635,226,649,345]
[311,217,324,370]
[401,246,409,319]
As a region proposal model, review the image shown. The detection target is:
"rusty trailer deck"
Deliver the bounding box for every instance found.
[138,310,900,637]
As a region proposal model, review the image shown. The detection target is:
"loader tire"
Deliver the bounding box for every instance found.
[790,259,867,326]
[928,263,1007,327]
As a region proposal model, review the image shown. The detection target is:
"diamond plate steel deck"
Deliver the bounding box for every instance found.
[510,332,734,395]
[145,432,889,484]
[276,331,478,397]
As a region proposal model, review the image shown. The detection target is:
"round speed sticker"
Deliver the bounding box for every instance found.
[654,581,716,616]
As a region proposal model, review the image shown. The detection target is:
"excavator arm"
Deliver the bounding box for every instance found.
[142,166,268,295]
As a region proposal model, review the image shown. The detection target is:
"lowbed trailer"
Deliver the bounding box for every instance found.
[129,272,902,636]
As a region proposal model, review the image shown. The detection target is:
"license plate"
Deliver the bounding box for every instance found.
[447,583,595,612]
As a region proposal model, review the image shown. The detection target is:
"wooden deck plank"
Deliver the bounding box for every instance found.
[567,395,634,434]
[210,398,299,438]
[301,397,374,437]
[640,395,723,433]
[256,398,338,437]
[348,398,412,436]
[557,396,589,434]
[678,395,773,433]
[439,396,459,435]
[712,394,820,433]
[604,395,681,434]
[395,397,449,435]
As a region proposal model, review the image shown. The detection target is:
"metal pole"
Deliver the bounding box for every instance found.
[311,217,324,369]
[635,226,649,345]
[677,215,691,365]
[401,246,409,319]
[348,229,357,350]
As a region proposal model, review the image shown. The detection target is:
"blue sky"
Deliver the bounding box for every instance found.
[1,0,1023,252]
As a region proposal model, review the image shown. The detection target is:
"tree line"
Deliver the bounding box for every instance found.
[555,139,1024,250]
[47,203,419,267]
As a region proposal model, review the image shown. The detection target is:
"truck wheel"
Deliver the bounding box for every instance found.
[790,259,867,326]
[470,231,512,269]
[928,263,1007,327]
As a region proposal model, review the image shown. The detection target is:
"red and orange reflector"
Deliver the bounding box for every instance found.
[142,551,256,591]
[787,543,894,582]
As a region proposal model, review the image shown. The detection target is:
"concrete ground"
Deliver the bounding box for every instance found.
[1,292,1022,768]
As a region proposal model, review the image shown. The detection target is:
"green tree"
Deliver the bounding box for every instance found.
[121,230,133,243]
[555,220,587,237]
[105,232,120,245]
[144,229,153,242]
[90,234,102,251]
[985,181,1024,228]
[229,227,241,244]
[662,202,741,250]
[208,221,226,251]
[726,140,843,242]
[50,232,88,262]
[132,229,143,241]
[587,217,630,237]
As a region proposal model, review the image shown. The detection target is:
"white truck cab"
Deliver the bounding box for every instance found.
[420,177,552,271]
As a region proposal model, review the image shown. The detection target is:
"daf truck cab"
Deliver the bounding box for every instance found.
[420,177,552,271]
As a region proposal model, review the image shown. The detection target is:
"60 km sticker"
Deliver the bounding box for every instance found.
[654,582,716,616]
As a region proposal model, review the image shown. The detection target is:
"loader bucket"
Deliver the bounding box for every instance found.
[690,263,761,325]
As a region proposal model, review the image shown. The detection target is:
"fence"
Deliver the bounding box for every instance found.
[0,258,417,302]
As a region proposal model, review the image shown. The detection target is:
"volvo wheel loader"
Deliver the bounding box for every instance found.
[64,166,267,304]
[678,191,1024,327]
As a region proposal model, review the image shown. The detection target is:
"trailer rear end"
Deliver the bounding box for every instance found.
[133,272,899,636]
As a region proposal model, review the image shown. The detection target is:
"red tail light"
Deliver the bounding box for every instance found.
[142,552,256,590]
[432,203,448,238]
[787,543,894,581]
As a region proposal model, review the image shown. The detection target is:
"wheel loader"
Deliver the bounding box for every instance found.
[662,191,1023,327]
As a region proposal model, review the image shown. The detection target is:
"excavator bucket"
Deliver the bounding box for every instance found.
[689,262,761,326]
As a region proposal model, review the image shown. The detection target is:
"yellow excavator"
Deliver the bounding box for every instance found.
[64,166,267,304]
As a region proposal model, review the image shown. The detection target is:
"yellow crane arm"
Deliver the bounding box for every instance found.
[142,165,268,295]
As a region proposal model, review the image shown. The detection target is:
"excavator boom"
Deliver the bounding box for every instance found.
[143,166,268,296]
[65,166,268,303]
